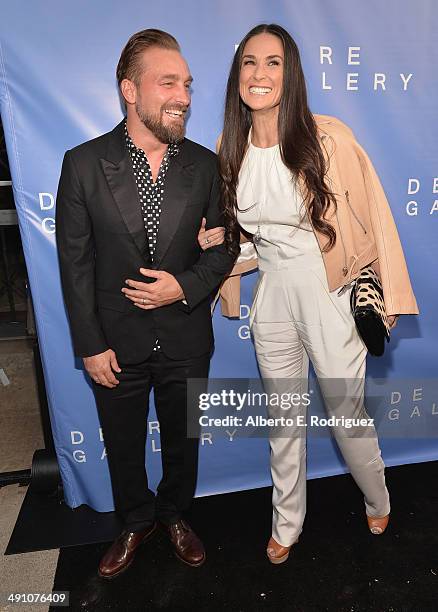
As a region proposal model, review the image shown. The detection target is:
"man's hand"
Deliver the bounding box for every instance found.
[83,349,121,388]
[122,268,184,310]
[198,217,225,251]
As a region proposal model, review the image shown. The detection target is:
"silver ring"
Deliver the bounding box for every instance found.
[142,298,146,305]
[205,237,210,244]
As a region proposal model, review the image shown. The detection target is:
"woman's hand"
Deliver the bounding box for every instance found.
[198,217,225,250]
[388,315,399,329]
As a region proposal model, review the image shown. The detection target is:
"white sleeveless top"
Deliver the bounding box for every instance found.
[236,141,322,271]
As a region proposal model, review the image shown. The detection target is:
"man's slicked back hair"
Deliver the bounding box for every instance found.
[116,28,180,88]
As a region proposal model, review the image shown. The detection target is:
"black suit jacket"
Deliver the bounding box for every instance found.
[56,120,235,363]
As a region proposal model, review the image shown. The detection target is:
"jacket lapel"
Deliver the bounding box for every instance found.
[100,121,149,260]
[153,143,195,267]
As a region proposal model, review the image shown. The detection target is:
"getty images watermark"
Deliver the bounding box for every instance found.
[186,378,438,439]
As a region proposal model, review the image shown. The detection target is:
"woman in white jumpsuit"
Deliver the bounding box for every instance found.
[200,24,417,564]
[237,133,390,562]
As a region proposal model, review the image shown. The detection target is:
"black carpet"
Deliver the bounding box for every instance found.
[5,485,121,555]
[49,460,438,611]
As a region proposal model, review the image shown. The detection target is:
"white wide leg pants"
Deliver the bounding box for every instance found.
[251,257,391,547]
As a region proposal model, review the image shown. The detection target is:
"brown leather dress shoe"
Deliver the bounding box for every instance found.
[367,513,390,535]
[161,519,206,567]
[98,523,156,579]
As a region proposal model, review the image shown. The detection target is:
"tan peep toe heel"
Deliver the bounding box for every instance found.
[367,513,390,535]
[266,536,297,564]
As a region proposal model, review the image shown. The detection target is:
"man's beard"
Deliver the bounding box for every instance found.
[135,102,186,144]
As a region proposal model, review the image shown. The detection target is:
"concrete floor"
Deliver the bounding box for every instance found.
[0,339,43,472]
[0,485,59,612]
[0,338,59,612]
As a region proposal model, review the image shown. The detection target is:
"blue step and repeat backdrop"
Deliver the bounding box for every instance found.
[0,1,437,511]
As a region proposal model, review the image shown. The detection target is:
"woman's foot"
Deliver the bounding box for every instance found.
[266,536,295,564]
[367,513,389,535]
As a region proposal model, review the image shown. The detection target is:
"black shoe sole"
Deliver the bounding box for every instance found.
[98,557,134,580]
[174,551,206,568]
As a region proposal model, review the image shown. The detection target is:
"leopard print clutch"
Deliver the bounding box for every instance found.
[350,266,390,356]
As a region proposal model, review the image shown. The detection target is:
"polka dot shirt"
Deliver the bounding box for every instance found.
[125,122,179,351]
[125,121,179,260]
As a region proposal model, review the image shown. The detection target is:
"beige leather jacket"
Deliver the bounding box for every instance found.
[219,114,419,318]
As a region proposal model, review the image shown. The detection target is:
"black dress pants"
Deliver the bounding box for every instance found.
[93,348,210,532]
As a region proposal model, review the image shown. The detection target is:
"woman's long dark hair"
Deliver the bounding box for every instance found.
[220,23,336,257]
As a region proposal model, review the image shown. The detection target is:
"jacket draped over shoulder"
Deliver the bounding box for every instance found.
[219,114,419,318]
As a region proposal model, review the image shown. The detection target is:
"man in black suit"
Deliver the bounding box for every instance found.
[56,29,234,578]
